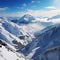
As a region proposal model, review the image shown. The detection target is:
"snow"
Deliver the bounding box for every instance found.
[0,14,52,47]
[0,45,25,60]
[24,17,29,21]
[0,23,24,45]
[21,23,60,59]
[0,18,36,46]
[26,47,40,59]
[17,14,34,24]
[1,15,59,60]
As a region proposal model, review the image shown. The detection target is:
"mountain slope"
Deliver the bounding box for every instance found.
[0,16,55,60]
[0,22,25,50]
[0,40,25,60]
[21,24,60,60]
[0,17,36,50]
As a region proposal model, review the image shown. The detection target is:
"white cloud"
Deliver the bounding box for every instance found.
[31,0,40,4]
[45,6,57,10]
[0,7,8,11]
[23,3,27,7]
[50,18,60,23]
[1,9,60,18]
[25,9,60,18]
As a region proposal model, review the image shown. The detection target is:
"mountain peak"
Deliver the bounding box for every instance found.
[23,14,34,17]
[18,14,35,24]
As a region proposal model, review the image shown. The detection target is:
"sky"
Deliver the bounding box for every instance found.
[0,0,60,17]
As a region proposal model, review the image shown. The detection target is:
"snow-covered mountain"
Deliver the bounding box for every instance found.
[18,14,35,24]
[21,24,60,60]
[0,40,25,60]
[1,20,37,49]
[0,15,53,48]
[0,15,59,60]
[11,14,35,24]
[0,17,28,60]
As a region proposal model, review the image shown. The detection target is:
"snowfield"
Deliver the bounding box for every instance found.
[0,45,25,60]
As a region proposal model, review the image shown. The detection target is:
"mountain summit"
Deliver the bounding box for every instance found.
[11,14,35,24]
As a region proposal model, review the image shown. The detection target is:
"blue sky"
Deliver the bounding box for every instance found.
[0,0,60,17]
[0,0,52,12]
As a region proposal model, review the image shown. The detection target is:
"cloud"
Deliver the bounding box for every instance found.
[25,9,60,18]
[0,12,25,17]
[45,6,57,10]
[17,6,24,10]
[50,18,60,23]
[1,9,60,18]
[31,0,40,4]
[0,7,8,11]
[22,3,27,7]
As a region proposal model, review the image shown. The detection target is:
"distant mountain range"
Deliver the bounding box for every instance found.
[48,14,60,20]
